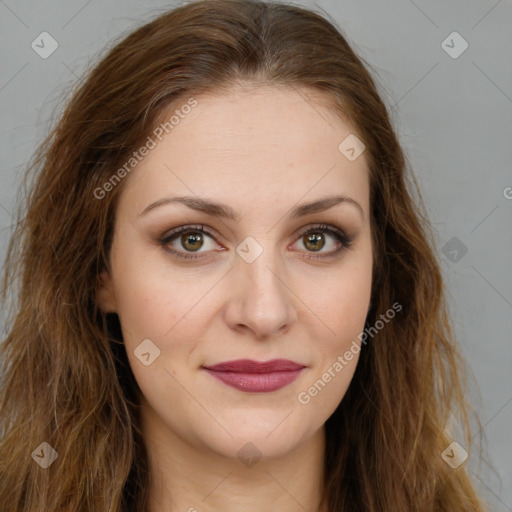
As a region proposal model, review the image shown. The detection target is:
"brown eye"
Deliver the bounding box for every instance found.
[292,224,354,259]
[303,232,326,252]
[159,225,220,260]
[180,231,204,252]
[159,223,354,262]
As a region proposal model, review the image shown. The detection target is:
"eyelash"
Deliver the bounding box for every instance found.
[158,223,355,261]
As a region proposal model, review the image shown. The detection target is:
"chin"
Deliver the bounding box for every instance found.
[191,416,316,463]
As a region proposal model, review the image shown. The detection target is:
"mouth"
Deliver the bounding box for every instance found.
[202,359,306,393]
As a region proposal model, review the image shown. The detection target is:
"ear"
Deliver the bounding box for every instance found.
[96,269,117,313]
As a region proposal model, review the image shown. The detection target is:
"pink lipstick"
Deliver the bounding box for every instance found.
[202,359,306,393]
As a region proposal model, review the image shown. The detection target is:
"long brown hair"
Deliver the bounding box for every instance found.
[0,0,488,510]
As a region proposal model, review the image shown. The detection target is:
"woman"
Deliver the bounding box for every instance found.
[0,0,488,510]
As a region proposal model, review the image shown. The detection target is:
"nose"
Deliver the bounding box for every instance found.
[223,246,298,340]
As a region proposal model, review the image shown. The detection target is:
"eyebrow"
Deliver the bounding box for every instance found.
[139,194,365,222]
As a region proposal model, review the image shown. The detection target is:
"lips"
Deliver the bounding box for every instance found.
[202,359,306,392]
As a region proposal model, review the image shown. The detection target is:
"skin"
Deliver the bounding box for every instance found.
[97,84,373,512]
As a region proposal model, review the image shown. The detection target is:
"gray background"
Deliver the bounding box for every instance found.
[1,0,511,509]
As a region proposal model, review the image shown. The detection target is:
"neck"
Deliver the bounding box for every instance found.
[141,401,327,512]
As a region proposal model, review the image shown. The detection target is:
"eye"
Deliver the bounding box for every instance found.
[158,223,354,261]
[159,224,220,260]
[291,223,354,259]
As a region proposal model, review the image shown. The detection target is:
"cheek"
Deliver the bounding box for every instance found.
[113,265,203,406]
[298,253,371,406]
[110,239,204,342]
[302,254,372,343]
[296,274,369,416]
[329,272,371,340]
[110,248,217,399]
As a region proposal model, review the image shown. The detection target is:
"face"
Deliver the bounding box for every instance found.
[97,84,372,461]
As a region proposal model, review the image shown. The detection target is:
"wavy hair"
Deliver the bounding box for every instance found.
[0,0,488,510]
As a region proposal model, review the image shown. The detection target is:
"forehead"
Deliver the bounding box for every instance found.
[160,84,353,157]
[118,84,369,217]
